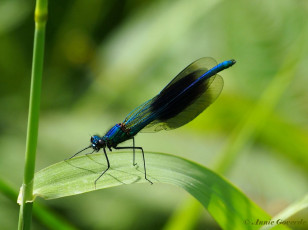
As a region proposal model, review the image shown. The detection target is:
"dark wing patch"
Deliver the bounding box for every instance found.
[150,69,208,120]
[122,57,223,133]
[141,74,223,132]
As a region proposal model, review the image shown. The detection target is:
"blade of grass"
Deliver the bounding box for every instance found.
[0,178,77,230]
[18,1,48,229]
[21,152,271,230]
[260,194,308,230]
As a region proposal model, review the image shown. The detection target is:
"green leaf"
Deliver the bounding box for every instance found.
[260,194,308,230]
[20,152,271,230]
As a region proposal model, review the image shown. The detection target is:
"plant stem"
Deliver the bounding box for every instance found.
[18,0,48,229]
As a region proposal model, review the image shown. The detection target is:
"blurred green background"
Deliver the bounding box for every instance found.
[1,0,308,229]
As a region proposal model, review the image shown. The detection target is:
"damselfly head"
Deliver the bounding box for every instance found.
[90,135,105,151]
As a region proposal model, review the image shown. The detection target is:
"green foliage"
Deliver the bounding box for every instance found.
[260,195,308,230]
[18,0,48,229]
[22,152,270,230]
[0,0,307,229]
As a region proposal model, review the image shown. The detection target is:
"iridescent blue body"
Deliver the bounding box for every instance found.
[97,59,235,148]
[101,123,132,149]
[70,58,236,185]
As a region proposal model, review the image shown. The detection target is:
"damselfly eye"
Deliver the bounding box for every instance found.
[90,136,94,143]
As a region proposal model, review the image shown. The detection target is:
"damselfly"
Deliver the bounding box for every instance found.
[69,57,236,185]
